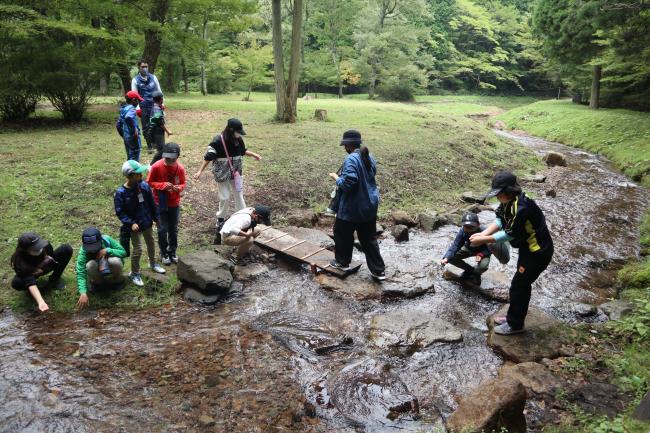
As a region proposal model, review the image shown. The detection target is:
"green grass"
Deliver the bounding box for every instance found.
[1,92,543,312]
[495,99,650,186]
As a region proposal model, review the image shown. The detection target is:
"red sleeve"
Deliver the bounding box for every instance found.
[176,164,187,192]
[147,164,167,190]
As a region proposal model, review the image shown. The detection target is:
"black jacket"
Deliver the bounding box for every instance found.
[495,192,553,254]
[444,225,492,260]
[11,242,56,287]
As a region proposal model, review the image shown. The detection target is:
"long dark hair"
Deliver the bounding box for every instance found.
[221,127,243,147]
[359,146,374,173]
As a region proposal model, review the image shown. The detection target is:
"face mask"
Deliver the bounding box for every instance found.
[140,67,148,76]
[28,248,43,256]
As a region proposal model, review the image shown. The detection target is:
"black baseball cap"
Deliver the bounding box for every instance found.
[254,205,271,225]
[227,118,246,135]
[162,142,181,159]
[17,232,48,254]
[340,129,362,146]
[486,171,519,198]
[461,212,480,228]
[82,227,103,254]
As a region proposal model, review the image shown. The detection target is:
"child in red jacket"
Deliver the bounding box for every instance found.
[147,142,186,265]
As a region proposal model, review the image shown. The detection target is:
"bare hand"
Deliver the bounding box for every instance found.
[329,172,339,181]
[96,249,107,259]
[172,185,181,192]
[475,255,483,263]
[131,223,140,232]
[167,130,173,136]
[76,294,89,310]
[164,182,174,191]
[254,154,262,161]
[439,258,448,265]
[194,171,202,180]
[38,301,49,313]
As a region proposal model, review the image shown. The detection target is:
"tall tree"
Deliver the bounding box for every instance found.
[271,0,304,122]
[142,0,171,72]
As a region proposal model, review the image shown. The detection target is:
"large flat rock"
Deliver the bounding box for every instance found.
[443,266,509,302]
[369,310,463,351]
[315,270,435,301]
[315,273,382,300]
[446,375,527,433]
[487,305,576,363]
[176,251,233,295]
[499,362,560,395]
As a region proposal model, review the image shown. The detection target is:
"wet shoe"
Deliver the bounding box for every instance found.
[129,272,144,287]
[370,271,387,281]
[170,255,178,264]
[494,323,525,335]
[46,277,66,290]
[494,315,507,325]
[150,263,166,274]
[162,256,172,266]
[329,259,350,271]
[324,208,336,216]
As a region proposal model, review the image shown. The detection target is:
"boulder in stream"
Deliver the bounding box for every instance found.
[446,375,527,433]
[487,305,576,363]
[369,310,463,352]
[391,224,409,242]
[316,270,435,300]
[176,251,233,295]
[183,287,222,305]
[499,362,560,395]
[543,151,567,167]
[390,210,417,227]
[329,359,420,427]
[461,191,486,204]
[418,212,449,232]
[315,272,382,300]
[443,266,509,303]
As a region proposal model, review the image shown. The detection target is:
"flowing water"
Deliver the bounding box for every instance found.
[1,131,647,433]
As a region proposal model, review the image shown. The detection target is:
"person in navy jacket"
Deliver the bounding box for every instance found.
[440,212,491,285]
[328,130,386,281]
[131,59,163,152]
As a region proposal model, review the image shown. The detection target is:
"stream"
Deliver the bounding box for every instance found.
[1,131,647,433]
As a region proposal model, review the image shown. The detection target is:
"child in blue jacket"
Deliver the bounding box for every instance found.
[114,160,165,288]
[440,212,491,284]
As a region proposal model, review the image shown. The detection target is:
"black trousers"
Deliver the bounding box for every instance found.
[11,244,73,290]
[507,246,554,330]
[158,206,180,257]
[333,218,385,275]
[150,131,165,165]
[140,105,153,149]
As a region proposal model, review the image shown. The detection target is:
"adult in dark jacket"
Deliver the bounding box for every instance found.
[470,171,554,335]
[440,212,491,285]
[114,160,166,288]
[328,130,386,281]
[10,233,73,312]
[131,60,163,152]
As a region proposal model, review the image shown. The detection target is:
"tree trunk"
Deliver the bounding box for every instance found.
[181,57,189,94]
[284,0,304,123]
[589,64,601,110]
[142,0,170,73]
[200,17,208,96]
[271,0,287,120]
[117,64,132,93]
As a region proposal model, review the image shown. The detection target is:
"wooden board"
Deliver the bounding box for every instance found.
[254,225,361,278]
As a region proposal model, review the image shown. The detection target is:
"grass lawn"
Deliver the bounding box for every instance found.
[495,99,650,186]
[0,92,542,312]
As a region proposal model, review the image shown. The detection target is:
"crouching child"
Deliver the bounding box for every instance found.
[440,212,491,285]
[220,206,271,265]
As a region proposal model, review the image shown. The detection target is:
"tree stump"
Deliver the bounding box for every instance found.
[314,109,327,121]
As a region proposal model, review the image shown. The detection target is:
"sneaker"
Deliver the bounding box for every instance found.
[471,274,482,286]
[329,259,350,271]
[493,315,507,325]
[494,322,525,335]
[46,277,66,290]
[162,256,172,266]
[129,272,144,287]
[459,270,473,280]
[370,271,387,281]
[170,255,178,264]
[324,208,336,216]
[150,263,166,274]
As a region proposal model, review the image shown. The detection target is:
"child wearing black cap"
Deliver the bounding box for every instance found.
[147,91,173,165]
[470,171,554,335]
[75,227,127,310]
[193,118,262,244]
[440,212,491,285]
[220,205,271,265]
[10,233,73,312]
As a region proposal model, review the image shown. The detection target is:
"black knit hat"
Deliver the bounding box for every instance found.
[340,130,362,146]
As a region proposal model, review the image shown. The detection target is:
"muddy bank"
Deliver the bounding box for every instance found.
[1,131,647,432]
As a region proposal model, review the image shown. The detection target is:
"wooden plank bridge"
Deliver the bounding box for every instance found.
[254,225,361,278]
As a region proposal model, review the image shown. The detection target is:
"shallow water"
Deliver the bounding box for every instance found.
[1,131,647,433]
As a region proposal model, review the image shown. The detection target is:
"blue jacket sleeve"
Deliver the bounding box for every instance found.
[114,189,134,226]
[335,155,359,193]
[144,183,159,222]
[444,229,465,260]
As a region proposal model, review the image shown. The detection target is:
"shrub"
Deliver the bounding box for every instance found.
[0,88,39,122]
